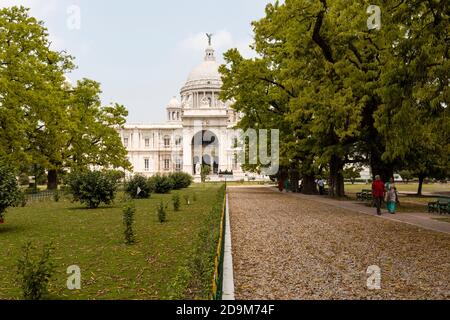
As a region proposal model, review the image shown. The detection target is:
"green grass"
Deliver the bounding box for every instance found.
[433,217,450,224]
[345,183,449,195]
[0,184,223,300]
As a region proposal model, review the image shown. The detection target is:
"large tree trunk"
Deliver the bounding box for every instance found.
[47,169,58,190]
[302,174,318,195]
[329,155,345,197]
[289,169,300,193]
[417,174,425,196]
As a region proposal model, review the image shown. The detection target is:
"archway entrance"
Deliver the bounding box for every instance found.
[192,130,219,175]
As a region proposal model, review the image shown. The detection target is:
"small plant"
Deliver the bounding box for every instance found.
[172,193,181,212]
[200,165,211,183]
[183,194,190,205]
[157,201,168,223]
[123,202,136,245]
[16,242,55,300]
[193,192,198,202]
[53,191,60,202]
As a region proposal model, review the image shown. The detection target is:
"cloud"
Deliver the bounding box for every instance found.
[177,29,256,59]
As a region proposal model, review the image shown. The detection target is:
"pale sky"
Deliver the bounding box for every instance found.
[1,0,270,123]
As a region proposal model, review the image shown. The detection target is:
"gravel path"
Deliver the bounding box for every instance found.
[229,187,450,300]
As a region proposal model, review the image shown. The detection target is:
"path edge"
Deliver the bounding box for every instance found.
[222,192,235,300]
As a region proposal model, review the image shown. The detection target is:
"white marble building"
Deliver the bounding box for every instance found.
[119,44,248,181]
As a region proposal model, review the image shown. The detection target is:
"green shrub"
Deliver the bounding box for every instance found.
[157,201,168,223]
[172,193,181,212]
[149,174,173,194]
[193,192,198,202]
[66,170,118,209]
[123,202,136,245]
[53,191,60,202]
[169,172,193,190]
[0,162,21,219]
[183,194,190,205]
[18,173,30,186]
[201,165,211,183]
[16,242,55,300]
[125,175,152,199]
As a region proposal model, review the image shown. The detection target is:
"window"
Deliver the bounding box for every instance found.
[145,138,150,148]
[175,136,182,147]
[144,159,150,172]
[164,159,170,171]
[124,138,129,148]
[176,159,182,172]
[164,136,171,148]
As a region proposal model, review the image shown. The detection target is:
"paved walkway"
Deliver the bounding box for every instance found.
[279,189,450,235]
[228,186,450,300]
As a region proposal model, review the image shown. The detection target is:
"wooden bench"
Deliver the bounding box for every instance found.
[428,197,450,214]
[357,189,373,202]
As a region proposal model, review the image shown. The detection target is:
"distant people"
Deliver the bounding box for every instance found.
[372,175,385,216]
[385,177,395,192]
[317,178,325,195]
[386,184,398,214]
[278,178,284,192]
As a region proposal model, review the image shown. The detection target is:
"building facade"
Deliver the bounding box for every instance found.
[119,44,250,181]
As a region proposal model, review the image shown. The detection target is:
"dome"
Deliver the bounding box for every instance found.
[181,46,222,93]
[167,96,181,109]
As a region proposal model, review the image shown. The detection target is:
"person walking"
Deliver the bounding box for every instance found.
[372,175,385,216]
[386,184,398,214]
[318,178,325,195]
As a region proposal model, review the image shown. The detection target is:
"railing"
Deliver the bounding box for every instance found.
[25,190,56,202]
[211,193,227,300]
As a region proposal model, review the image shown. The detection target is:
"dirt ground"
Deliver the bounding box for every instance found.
[229,187,450,300]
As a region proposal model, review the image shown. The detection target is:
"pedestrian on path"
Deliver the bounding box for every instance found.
[386,184,398,214]
[317,178,325,195]
[372,175,385,216]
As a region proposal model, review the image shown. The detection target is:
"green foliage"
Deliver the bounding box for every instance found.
[193,192,198,202]
[122,202,136,245]
[172,193,181,212]
[125,175,152,199]
[16,242,55,300]
[219,0,449,197]
[157,201,168,223]
[201,165,211,183]
[149,174,173,194]
[181,185,226,298]
[0,162,21,218]
[0,7,130,190]
[399,170,415,183]
[18,174,30,186]
[53,191,60,203]
[66,170,118,209]
[343,167,362,184]
[169,172,193,190]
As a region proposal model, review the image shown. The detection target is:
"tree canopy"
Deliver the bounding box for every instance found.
[219,0,449,196]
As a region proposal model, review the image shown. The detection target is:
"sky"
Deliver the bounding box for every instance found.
[1,0,270,123]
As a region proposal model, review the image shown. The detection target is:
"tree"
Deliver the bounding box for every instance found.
[0,160,21,219]
[200,165,211,183]
[0,7,131,190]
[344,167,362,184]
[220,0,449,197]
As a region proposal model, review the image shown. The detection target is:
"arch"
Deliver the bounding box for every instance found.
[191,130,219,175]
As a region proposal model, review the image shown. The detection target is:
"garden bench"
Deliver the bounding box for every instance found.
[357,189,373,202]
[428,197,450,214]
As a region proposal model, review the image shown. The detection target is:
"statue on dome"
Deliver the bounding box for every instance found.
[206,33,213,46]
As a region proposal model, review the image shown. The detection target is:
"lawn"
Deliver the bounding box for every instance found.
[0,184,223,300]
[345,182,449,195]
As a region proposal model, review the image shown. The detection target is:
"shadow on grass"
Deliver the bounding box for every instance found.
[67,205,118,212]
[0,224,26,234]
